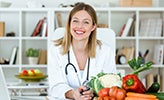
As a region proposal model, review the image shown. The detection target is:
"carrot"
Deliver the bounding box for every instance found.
[125,97,158,100]
[126,92,157,99]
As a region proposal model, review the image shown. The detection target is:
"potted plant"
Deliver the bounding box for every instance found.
[26,48,40,65]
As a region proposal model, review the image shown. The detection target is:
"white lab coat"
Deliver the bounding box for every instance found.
[48,42,116,100]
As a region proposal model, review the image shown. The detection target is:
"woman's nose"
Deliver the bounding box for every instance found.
[77,22,83,28]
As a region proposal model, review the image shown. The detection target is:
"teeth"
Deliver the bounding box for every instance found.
[75,30,84,34]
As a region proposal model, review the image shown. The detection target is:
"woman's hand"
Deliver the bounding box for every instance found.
[73,86,94,100]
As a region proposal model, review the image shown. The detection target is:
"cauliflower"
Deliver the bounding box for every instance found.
[88,72,122,95]
[98,73,122,88]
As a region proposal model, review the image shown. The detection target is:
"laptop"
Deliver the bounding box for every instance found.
[0,65,48,100]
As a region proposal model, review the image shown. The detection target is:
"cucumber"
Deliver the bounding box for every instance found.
[146,82,160,93]
[149,93,164,100]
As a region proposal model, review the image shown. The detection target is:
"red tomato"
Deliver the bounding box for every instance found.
[98,88,110,97]
[104,96,111,100]
[98,97,103,100]
[109,86,126,100]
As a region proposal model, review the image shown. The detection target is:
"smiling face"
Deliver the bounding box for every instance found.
[61,3,98,56]
[70,10,96,42]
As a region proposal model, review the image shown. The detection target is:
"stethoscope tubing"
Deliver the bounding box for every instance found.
[65,51,90,86]
[65,62,77,75]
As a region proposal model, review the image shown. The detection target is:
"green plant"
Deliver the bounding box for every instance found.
[26,48,39,57]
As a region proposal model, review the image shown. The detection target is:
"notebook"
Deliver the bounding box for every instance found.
[0,65,47,100]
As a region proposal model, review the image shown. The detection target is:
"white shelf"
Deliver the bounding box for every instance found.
[8,85,48,89]
[21,65,47,68]
[0,7,164,93]
[21,37,47,40]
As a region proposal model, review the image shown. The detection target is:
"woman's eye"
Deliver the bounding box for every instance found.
[72,20,78,23]
[84,21,89,24]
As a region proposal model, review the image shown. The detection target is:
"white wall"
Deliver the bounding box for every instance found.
[4,0,162,8]
[159,0,164,7]
[4,0,119,8]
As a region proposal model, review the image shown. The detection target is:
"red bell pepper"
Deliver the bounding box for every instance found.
[122,74,146,93]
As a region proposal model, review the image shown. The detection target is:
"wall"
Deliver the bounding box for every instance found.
[4,0,119,8]
[4,0,162,8]
[159,0,164,7]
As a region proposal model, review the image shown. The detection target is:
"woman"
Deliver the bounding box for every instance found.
[48,3,116,100]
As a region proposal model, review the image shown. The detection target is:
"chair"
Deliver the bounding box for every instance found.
[49,28,116,56]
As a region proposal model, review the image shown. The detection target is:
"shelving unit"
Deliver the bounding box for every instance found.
[0,8,49,97]
[0,7,164,96]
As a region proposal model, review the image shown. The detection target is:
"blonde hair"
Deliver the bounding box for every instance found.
[55,3,101,58]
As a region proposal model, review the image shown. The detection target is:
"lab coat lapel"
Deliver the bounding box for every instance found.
[69,46,82,84]
[81,58,93,82]
[80,56,97,83]
[87,58,97,80]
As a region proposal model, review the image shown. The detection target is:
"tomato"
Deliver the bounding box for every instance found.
[98,96,103,100]
[98,88,110,97]
[109,86,126,100]
[104,96,111,100]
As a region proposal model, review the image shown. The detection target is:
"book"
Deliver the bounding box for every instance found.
[9,47,18,65]
[15,48,19,64]
[162,12,164,36]
[0,22,5,37]
[154,18,162,37]
[127,14,136,36]
[118,24,126,36]
[38,50,47,64]
[159,69,164,91]
[55,13,63,28]
[139,18,162,37]
[153,44,164,65]
[150,18,157,37]
[45,26,48,37]
[122,47,135,63]
[139,18,150,36]
[41,17,48,37]
[121,18,133,37]
[31,18,44,37]
[128,20,135,36]
[129,47,135,60]
[45,50,47,64]
[146,74,154,89]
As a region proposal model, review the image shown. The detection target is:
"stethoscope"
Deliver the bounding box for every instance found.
[65,51,90,86]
